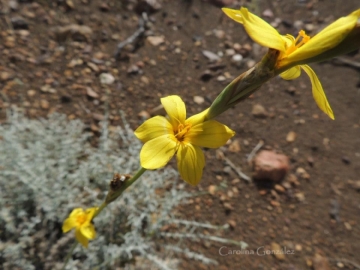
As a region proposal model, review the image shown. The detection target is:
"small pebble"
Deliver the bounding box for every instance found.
[341,156,351,165]
[216,75,226,82]
[147,36,165,46]
[193,96,204,104]
[270,242,285,260]
[252,104,267,118]
[99,73,115,85]
[40,99,50,109]
[202,50,220,62]
[286,131,296,142]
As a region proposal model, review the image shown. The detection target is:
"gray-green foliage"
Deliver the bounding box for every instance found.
[0,110,243,270]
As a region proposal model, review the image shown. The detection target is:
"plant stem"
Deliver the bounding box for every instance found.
[93,201,107,219]
[94,167,147,218]
[105,167,147,204]
[61,241,77,270]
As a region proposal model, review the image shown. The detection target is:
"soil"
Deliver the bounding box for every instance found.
[1,0,360,269]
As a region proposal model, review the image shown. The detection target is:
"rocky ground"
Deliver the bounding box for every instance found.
[0,0,360,269]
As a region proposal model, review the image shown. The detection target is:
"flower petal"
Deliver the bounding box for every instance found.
[140,134,177,169]
[161,95,186,127]
[85,208,97,221]
[62,217,76,233]
[69,208,84,218]
[185,108,210,126]
[280,66,301,80]
[222,7,244,23]
[185,120,235,148]
[222,7,285,52]
[75,229,89,248]
[285,10,360,65]
[281,34,295,50]
[134,116,173,143]
[176,144,205,186]
[301,65,334,120]
[80,223,96,240]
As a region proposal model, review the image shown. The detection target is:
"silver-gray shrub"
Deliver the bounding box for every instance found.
[0,109,245,270]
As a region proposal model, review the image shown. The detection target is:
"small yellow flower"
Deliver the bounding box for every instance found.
[222,7,360,120]
[62,207,97,248]
[134,95,235,185]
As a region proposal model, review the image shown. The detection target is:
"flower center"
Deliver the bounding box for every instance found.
[175,123,191,142]
[76,213,87,226]
[286,30,310,55]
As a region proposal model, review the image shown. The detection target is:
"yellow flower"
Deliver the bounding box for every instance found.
[62,207,97,248]
[134,95,235,185]
[222,7,360,120]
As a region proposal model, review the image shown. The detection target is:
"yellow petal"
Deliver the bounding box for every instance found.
[75,229,89,248]
[85,208,97,221]
[186,108,210,126]
[222,7,285,52]
[140,135,177,169]
[301,65,334,120]
[69,208,84,218]
[281,34,295,50]
[185,120,235,148]
[222,7,244,23]
[80,223,96,240]
[134,116,173,143]
[176,144,205,186]
[62,217,76,233]
[280,66,301,80]
[285,10,360,64]
[161,95,186,127]
[352,9,360,16]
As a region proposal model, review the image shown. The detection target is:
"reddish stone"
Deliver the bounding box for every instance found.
[252,150,289,182]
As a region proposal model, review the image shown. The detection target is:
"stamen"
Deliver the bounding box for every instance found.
[295,30,310,47]
[285,30,311,55]
[174,123,191,141]
[76,214,86,225]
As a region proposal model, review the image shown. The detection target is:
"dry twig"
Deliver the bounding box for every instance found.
[247,140,264,162]
[114,13,148,59]
[224,157,251,182]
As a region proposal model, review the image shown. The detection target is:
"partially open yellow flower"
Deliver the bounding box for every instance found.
[134,95,235,185]
[222,7,360,120]
[62,207,97,248]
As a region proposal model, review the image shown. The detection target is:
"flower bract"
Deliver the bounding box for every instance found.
[134,95,235,185]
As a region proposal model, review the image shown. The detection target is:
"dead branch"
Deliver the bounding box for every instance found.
[114,13,148,59]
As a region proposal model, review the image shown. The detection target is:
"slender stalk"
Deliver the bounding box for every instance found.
[93,201,107,219]
[61,241,78,270]
[94,167,147,218]
[205,49,279,121]
[105,167,147,204]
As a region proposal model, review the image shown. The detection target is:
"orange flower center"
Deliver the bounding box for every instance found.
[285,30,310,55]
[76,213,87,226]
[175,123,191,142]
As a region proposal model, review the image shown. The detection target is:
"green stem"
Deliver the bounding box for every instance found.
[61,241,78,270]
[106,167,147,204]
[205,48,279,121]
[93,167,147,218]
[93,201,107,219]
